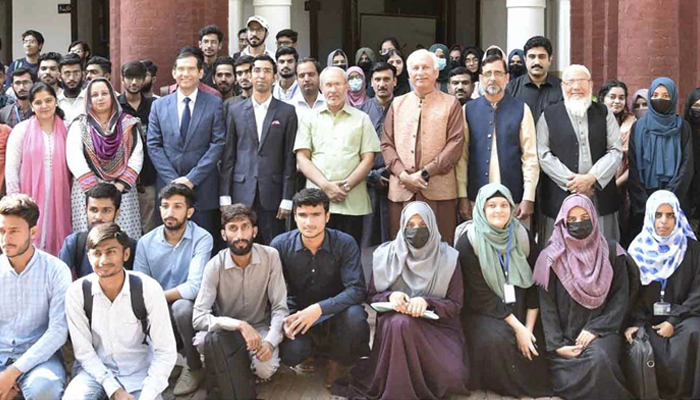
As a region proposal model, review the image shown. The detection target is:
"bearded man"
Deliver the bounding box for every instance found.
[536,64,622,243]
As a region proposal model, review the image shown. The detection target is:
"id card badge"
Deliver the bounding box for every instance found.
[653,302,671,316]
[504,284,516,304]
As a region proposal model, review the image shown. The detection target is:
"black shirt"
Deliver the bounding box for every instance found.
[506,73,563,121]
[270,228,366,316]
[118,94,157,186]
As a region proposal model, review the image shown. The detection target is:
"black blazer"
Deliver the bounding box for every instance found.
[220,96,298,211]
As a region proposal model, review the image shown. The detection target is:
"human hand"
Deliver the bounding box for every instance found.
[255,341,274,362]
[652,321,675,338]
[110,388,136,400]
[114,182,126,192]
[276,207,291,220]
[458,198,472,221]
[389,291,409,313]
[575,329,597,347]
[0,366,20,400]
[556,345,583,358]
[406,297,428,318]
[515,200,534,220]
[284,304,322,339]
[322,181,348,203]
[237,321,262,351]
[624,326,640,344]
[566,174,596,194]
[172,176,194,189]
[514,325,539,360]
[399,171,428,193]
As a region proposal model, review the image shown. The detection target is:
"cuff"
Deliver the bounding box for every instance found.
[219,196,232,207]
[423,162,438,178]
[522,184,537,203]
[457,184,467,198]
[138,386,160,400]
[666,316,681,327]
[279,199,293,211]
[77,172,99,192]
[175,284,195,301]
[264,329,283,348]
[102,376,122,399]
[317,299,334,316]
[11,355,32,374]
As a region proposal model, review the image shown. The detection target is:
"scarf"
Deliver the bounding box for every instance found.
[472,183,533,300]
[428,43,450,93]
[508,49,526,78]
[19,115,72,256]
[628,190,696,285]
[355,47,376,65]
[533,194,614,309]
[463,46,484,74]
[345,66,368,107]
[633,77,683,190]
[326,49,348,69]
[629,89,649,120]
[483,45,506,61]
[81,78,139,182]
[373,202,458,298]
[382,50,410,96]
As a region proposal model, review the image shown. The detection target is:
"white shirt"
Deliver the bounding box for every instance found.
[57,88,87,125]
[176,88,198,128]
[65,271,176,400]
[252,93,273,140]
[241,45,275,59]
[272,79,299,103]
[291,91,326,123]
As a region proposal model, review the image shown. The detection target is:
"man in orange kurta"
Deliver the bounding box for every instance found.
[381,49,466,244]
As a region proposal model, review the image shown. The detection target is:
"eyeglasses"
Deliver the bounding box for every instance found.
[563,78,591,87]
[22,39,37,45]
[276,40,293,47]
[482,71,505,79]
[62,71,83,78]
[14,80,34,87]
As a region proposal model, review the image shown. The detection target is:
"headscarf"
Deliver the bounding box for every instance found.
[629,88,649,120]
[472,183,533,300]
[355,47,376,65]
[507,49,526,78]
[533,194,614,309]
[633,77,684,190]
[345,66,368,107]
[462,46,484,74]
[382,49,410,96]
[81,77,140,182]
[684,87,700,136]
[429,43,450,93]
[448,44,466,67]
[482,45,506,61]
[326,49,348,69]
[628,190,696,286]
[19,115,72,256]
[373,202,458,298]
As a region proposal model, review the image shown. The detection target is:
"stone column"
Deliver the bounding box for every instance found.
[253,0,292,52]
[229,0,244,55]
[506,0,546,55]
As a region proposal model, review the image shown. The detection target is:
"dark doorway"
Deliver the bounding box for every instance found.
[71,0,110,57]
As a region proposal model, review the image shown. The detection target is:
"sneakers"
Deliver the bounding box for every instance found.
[173,366,203,396]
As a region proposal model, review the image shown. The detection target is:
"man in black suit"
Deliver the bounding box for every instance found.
[219,54,298,244]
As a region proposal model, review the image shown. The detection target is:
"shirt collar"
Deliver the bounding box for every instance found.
[158,220,193,246]
[292,229,332,253]
[318,102,350,116]
[293,91,325,108]
[223,245,262,270]
[252,93,273,109]
[90,269,131,297]
[523,73,557,88]
[0,247,39,276]
[177,87,199,104]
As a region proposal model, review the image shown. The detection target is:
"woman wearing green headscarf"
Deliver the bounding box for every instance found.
[455,183,551,398]
[428,43,450,93]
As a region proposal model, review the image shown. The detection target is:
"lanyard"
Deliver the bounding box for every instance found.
[13,105,22,123]
[657,278,668,302]
[498,225,513,283]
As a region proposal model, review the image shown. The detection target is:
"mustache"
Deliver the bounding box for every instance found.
[531,64,543,69]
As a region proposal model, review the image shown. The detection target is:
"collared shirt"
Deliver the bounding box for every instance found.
[118,93,157,186]
[176,88,199,128]
[293,103,380,215]
[291,91,326,123]
[459,100,540,202]
[0,103,32,128]
[252,93,273,140]
[0,249,71,373]
[133,220,214,301]
[506,73,564,121]
[192,246,289,347]
[59,232,138,278]
[241,45,275,59]
[65,271,176,400]
[536,105,622,192]
[272,79,299,103]
[57,88,88,125]
[270,229,366,316]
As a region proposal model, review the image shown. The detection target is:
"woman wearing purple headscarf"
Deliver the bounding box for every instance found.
[534,194,633,400]
[66,77,144,239]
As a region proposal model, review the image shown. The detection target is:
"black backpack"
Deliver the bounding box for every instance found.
[82,273,150,345]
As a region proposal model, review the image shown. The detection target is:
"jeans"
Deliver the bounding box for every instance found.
[63,368,161,400]
[0,353,66,400]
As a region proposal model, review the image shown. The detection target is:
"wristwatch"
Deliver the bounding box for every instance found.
[421,168,430,182]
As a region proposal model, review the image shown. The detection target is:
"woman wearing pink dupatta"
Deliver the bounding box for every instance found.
[4,82,72,256]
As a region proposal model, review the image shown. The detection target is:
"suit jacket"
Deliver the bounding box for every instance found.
[147,90,225,211]
[219,96,298,211]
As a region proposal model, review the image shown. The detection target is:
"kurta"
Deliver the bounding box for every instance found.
[539,249,633,400]
[456,231,551,398]
[629,239,700,399]
[334,268,469,400]
[537,106,623,244]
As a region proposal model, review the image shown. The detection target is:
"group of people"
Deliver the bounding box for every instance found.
[1,12,700,400]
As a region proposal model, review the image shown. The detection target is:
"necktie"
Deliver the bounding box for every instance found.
[180,97,191,141]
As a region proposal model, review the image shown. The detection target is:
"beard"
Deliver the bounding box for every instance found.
[279,70,294,79]
[229,238,254,255]
[163,217,187,231]
[63,84,83,97]
[484,84,503,96]
[564,95,592,119]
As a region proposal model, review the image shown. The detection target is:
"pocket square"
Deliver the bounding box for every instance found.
[272,120,281,126]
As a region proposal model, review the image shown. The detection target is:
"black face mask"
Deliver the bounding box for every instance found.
[651,98,674,114]
[405,227,430,249]
[358,61,372,71]
[337,64,348,71]
[689,108,700,120]
[450,59,461,69]
[509,64,526,79]
[567,219,593,240]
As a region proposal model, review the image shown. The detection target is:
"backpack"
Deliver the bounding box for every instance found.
[82,273,150,345]
[73,232,89,275]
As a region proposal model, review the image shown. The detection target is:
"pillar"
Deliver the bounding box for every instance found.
[253,0,292,52]
[506,0,546,55]
[555,0,571,74]
[110,0,228,92]
[229,0,244,55]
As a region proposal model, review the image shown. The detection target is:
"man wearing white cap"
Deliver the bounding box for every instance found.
[242,16,275,58]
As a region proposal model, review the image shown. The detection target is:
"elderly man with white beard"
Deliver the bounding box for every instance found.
[536,64,622,244]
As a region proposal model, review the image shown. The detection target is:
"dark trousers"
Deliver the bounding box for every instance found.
[170,299,202,370]
[327,214,364,247]
[279,304,370,367]
[253,191,286,245]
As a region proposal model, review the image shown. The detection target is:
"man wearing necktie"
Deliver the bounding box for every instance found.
[148,46,226,237]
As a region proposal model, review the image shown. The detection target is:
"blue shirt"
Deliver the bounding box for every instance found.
[5,58,39,87]
[134,220,213,301]
[0,248,71,373]
[270,228,366,316]
[59,232,138,278]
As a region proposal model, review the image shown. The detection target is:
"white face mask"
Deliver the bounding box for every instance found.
[348,78,364,92]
